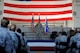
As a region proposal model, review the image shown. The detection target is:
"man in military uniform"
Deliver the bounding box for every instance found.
[21,32,30,53]
[69,29,80,53]
[9,24,18,53]
[9,24,24,53]
[0,18,13,53]
[55,31,68,53]
[16,28,28,53]
[15,29,25,53]
[55,32,62,53]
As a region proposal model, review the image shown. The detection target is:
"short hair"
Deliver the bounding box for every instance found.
[1,18,9,27]
[69,30,74,32]
[59,32,62,34]
[9,24,16,31]
[62,31,67,35]
[17,28,21,33]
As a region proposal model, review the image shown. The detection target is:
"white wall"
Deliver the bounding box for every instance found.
[67,20,74,29]
[0,0,3,21]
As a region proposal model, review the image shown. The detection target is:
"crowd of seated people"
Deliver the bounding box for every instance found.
[53,29,80,53]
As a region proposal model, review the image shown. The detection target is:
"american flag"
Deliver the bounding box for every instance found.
[4,0,72,22]
[45,17,49,33]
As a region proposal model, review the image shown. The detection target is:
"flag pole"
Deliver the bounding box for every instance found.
[38,13,40,23]
[31,13,34,32]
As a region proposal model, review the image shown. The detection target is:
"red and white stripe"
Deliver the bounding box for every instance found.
[28,41,55,51]
[4,0,72,22]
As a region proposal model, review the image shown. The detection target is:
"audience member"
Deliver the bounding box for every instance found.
[0,18,13,53]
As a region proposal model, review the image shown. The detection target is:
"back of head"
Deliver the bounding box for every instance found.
[69,30,75,36]
[52,31,57,35]
[75,28,80,33]
[9,24,16,32]
[17,28,21,33]
[1,18,9,28]
[62,31,67,36]
[58,32,62,36]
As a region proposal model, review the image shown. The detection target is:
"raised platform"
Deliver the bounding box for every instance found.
[27,40,56,51]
